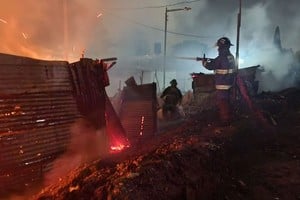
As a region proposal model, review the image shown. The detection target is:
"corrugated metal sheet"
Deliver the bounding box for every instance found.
[191,73,215,92]
[0,54,106,194]
[191,66,260,105]
[119,83,157,142]
[69,58,106,129]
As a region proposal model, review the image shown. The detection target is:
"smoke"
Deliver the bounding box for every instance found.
[43,118,109,187]
[238,2,299,92]
[170,0,300,92]
[1,118,109,200]
[1,0,300,94]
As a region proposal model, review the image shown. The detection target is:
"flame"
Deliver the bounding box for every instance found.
[22,32,28,39]
[0,3,93,63]
[105,113,131,153]
[110,143,130,153]
[109,136,130,153]
[96,13,103,18]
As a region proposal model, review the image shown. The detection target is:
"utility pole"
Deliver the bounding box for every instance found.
[163,7,167,91]
[163,6,191,90]
[63,0,69,61]
[236,0,242,70]
[234,0,242,100]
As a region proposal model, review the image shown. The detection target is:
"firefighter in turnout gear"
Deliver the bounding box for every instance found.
[160,79,183,120]
[202,37,236,126]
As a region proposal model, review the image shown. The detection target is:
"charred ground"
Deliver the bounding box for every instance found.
[31,88,300,200]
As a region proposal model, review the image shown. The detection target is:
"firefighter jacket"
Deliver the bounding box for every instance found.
[204,48,236,93]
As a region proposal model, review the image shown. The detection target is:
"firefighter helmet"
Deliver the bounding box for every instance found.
[170,79,177,85]
[216,37,233,48]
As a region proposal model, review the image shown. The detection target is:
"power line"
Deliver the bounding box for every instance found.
[100,0,202,11]
[101,10,214,39]
[167,0,202,7]
[167,30,214,39]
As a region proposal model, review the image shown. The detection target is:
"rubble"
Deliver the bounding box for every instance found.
[31,87,300,200]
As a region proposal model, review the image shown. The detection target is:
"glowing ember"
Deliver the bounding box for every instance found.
[110,139,130,153]
[96,13,103,18]
[22,32,28,39]
[139,116,145,136]
[106,122,130,153]
[105,91,130,153]
[0,18,7,24]
[110,143,130,153]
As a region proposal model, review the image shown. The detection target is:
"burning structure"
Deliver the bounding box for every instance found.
[1,39,300,199]
[0,53,128,195]
[0,53,79,194]
[1,1,300,198]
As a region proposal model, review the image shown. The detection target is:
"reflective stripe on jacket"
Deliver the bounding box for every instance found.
[215,84,232,90]
[203,49,236,97]
[214,69,235,75]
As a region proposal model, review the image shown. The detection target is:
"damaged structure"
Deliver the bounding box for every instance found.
[1,28,300,198]
[118,77,157,143]
[190,65,260,111]
[0,53,127,194]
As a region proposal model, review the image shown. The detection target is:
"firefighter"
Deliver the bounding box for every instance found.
[160,79,183,118]
[202,37,236,126]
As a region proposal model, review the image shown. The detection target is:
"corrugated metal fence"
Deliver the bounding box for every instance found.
[0,54,106,194]
[119,83,157,143]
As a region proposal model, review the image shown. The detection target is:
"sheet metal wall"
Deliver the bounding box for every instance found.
[69,58,106,129]
[191,66,260,105]
[119,83,157,143]
[0,54,106,194]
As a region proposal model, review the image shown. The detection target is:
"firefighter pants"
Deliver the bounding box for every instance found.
[216,90,232,124]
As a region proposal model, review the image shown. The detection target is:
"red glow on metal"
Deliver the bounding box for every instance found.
[139,116,145,136]
[105,90,130,153]
[105,110,130,153]
[236,74,271,129]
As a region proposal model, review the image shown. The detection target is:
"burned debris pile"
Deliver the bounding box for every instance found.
[33,86,300,200]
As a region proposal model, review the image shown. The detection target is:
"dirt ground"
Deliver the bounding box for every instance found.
[30,88,300,200]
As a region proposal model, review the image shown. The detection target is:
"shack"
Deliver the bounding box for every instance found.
[0,54,109,194]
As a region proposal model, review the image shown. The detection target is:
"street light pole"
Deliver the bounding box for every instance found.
[163,7,168,90]
[163,6,191,90]
[63,0,69,61]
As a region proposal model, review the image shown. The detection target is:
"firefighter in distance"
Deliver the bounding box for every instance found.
[160,79,183,120]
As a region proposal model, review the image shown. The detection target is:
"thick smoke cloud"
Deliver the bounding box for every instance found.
[1,0,300,94]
